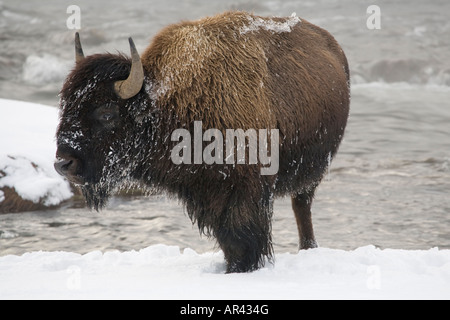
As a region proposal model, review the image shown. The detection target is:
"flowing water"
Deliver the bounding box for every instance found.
[0,0,449,256]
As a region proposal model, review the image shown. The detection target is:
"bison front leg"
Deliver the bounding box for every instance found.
[215,192,274,273]
[216,223,271,273]
[292,190,318,250]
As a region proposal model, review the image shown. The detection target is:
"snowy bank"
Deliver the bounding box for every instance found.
[0,99,73,212]
[0,244,449,299]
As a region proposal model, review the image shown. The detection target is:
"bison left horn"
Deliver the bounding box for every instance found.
[114,37,144,99]
[75,32,85,63]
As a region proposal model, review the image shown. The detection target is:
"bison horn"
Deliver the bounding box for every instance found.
[75,32,85,63]
[114,37,144,99]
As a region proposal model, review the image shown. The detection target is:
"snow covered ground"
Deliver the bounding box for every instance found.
[0,99,72,207]
[1,244,449,299]
[1,99,450,300]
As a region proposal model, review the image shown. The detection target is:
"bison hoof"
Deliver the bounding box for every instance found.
[300,238,318,250]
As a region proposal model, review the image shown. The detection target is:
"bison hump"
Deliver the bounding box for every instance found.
[141,11,278,131]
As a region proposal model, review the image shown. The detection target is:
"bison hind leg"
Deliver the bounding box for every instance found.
[292,189,318,250]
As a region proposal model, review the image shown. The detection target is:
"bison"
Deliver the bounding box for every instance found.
[54,11,350,273]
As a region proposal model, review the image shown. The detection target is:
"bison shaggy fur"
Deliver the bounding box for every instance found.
[55,11,350,273]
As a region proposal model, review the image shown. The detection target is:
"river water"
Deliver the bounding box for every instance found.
[0,0,449,256]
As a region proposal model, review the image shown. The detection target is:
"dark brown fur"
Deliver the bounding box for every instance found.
[56,11,350,273]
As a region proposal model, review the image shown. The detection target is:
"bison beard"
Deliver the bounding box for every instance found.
[55,11,350,273]
[79,157,122,211]
[81,184,110,212]
[80,152,125,211]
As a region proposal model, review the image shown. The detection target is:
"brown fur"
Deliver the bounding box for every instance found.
[141,11,349,194]
[141,12,275,131]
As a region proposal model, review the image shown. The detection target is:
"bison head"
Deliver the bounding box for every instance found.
[54,33,153,210]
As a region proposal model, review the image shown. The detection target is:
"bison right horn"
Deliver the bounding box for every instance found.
[114,37,145,100]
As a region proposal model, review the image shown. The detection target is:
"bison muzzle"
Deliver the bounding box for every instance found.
[54,11,350,273]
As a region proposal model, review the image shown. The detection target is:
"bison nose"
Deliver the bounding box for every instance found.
[54,159,74,177]
[54,156,84,185]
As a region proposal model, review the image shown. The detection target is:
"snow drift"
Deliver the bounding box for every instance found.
[0,99,73,212]
[0,244,449,299]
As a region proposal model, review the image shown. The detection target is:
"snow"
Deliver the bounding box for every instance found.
[0,98,72,205]
[240,12,301,35]
[0,244,449,299]
[1,99,449,299]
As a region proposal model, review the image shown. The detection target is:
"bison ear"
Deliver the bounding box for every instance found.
[114,37,144,100]
[75,32,85,64]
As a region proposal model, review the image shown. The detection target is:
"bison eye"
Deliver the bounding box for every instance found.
[100,112,115,121]
[93,104,120,127]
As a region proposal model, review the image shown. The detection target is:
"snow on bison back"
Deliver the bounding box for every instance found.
[54,11,350,273]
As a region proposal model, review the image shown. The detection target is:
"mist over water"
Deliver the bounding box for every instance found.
[1,0,449,255]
